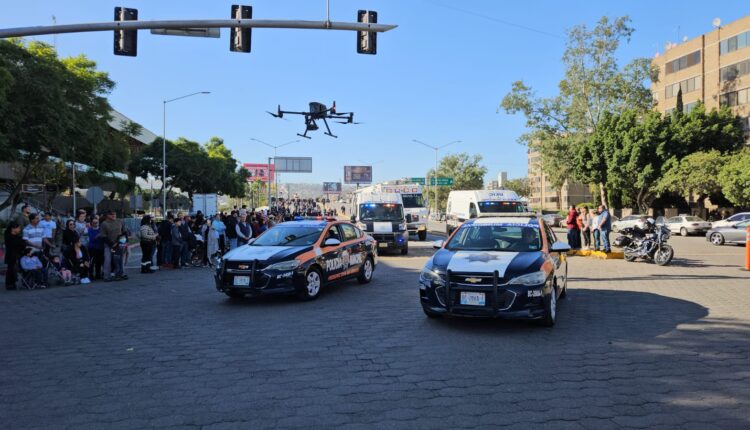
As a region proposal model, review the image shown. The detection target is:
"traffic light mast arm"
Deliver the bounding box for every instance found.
[0,19,397,39]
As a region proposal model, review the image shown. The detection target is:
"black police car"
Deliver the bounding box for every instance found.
[419,215,570,326]
[216,218,378,300]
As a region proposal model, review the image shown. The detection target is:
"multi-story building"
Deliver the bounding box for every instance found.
[527,149,593,212]
[651,14,750,134]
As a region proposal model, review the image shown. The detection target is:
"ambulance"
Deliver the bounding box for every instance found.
[351,191,410,255]
[445,190,529,234]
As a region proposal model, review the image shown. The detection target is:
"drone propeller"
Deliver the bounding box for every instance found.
[335,121,363,125]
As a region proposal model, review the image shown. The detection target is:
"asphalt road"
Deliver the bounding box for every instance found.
[1,233,749,429]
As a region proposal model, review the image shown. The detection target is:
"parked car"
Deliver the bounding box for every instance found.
[542,213,563,228]
[665,215,712,236]
[706,219,750,246]
[612,215,644,232]
[710,212,750,229]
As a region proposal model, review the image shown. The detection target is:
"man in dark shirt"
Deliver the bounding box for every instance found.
[158,216,174,268]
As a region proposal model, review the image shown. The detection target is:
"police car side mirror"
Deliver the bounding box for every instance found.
[350,215,356,223]
[432,240,444,249]
[550,242,571,253]
[405,214,413,223]
[324,238,341,247]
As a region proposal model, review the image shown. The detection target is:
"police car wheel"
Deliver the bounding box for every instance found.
[542,287,557,327]
[297,268,322,301]
[357,257,374,284]
[418,230,427,241]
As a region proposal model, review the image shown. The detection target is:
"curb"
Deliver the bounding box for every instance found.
[567,249,624,259]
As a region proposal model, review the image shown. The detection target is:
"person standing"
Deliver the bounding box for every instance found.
[236,214,251,246]
[225,210,238,250]
[591,208,601,251]
[74,210,89,247]
[565,205,581,250]
[158,215,174,268]
[170,218,185,268]
[139,215,157,274]
[13,204,31,229]
[86,217,104,280]
[100,210,125,281]
[61,219,80,256]
[22,213,46,253]
[4,222,26,290]
[39,212,57,255]
[579,207,591,250]
[598,205,612,253]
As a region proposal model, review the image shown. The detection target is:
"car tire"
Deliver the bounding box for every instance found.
[542,287,557,327]
[401,246,409,256]
[422,307,442,319]
[680,227,688,237]
[297,268,322,301]
[710,232,725,246]
[418,230,427,241]
[558,267,568,299]
[225,291,245,299]
[357,257,374,284]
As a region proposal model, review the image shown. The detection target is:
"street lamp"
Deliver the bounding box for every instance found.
[412,139,461,217]
[250,138,301,207]
[162,91,210,214]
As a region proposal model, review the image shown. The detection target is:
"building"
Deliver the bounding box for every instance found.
[651,14,750,134]
[527,150,593,212]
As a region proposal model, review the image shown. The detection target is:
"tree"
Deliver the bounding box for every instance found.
[0,39,124,211]
[501,16,655,206]
[503,178,531,198]
[675,87,684,115]
[656,150,728,211]
[427,153,487,210]
[718,149,750,207]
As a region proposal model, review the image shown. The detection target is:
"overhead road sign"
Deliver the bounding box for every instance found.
[150,27,220,38]
[324,182,342,193]
[21,184,44,194]
[409,177,426,185]
[430,177,454,186]
[344,166,372,184]
[243,163,275,182]
[275,157,312,173]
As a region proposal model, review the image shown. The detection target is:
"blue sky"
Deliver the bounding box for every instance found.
[2,1,749,185]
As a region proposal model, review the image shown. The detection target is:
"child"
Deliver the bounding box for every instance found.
[112,233,129,281]
[50,255,74,285]
[20,248,45,287]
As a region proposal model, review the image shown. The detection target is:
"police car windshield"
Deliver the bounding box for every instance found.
[359,203,404,222]
[446,224,542,252]
[401,194,424,208]
[251,226,323,246]
[478,201,528,213]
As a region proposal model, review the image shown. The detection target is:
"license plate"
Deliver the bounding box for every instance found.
[460,292,485,306]
[233,276,250,287]
[378,243,388,248]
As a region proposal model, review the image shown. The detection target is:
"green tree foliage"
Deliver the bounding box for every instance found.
[501,16,655,206]
[427,153,487,210]
[657,150,728,208]
[503,178,531,198]
[129,137,249,203]
[0,39,126,211]
[718,149,750,207]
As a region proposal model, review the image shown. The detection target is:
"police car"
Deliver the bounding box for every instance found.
[419,214,570,326]
[215,218,378,300]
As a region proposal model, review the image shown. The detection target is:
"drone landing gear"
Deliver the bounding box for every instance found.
[322,118,338,139]
[297,133,312,139]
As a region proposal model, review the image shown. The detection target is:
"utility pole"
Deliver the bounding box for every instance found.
[412,139,461,216]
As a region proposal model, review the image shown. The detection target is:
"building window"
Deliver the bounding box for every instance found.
[684,102,698,113]
[665,76,701,98]
[719,89,750,107]
[720,31,750,55]
[665,51,701,74]
[720,59,750,82]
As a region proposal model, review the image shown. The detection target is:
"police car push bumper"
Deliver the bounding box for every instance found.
[215,259,305,296]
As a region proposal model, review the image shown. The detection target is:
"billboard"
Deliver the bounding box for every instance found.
[344,165,373,184]
[275,157,312,173]
[243,163,275,182]
[323,182,342,193]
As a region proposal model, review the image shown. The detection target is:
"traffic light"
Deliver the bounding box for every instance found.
[230,5,252,53]
[114,7,138,56]
[357,10,377,55]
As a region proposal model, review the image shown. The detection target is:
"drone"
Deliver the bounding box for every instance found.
[267,101,359,139]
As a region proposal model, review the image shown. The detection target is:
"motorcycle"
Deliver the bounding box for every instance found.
[614,219,674,266]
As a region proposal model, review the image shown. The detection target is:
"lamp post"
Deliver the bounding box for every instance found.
[412,139,461,217]
[250,138,301,208]
[162,91,210,215]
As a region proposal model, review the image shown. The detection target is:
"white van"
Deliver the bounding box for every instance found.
[352,192,409,255]
[445,190,529,234]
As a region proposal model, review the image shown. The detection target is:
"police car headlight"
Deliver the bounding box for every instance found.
[264,260,301,272]
[420,268,446,287]
[509,271,546,286]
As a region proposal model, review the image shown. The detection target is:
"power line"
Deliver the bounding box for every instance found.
[424,0,563,40]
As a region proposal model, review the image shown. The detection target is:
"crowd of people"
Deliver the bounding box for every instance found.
[3,200,335,290]
[564,204,612,253]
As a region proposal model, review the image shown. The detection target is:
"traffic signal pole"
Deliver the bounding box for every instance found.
[0,18,397,39]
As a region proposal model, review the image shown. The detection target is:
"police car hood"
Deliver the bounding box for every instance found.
[430,249,544,279]
[223,245,313,263]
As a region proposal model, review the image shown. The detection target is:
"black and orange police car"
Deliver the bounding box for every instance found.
[215,218,378,300]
